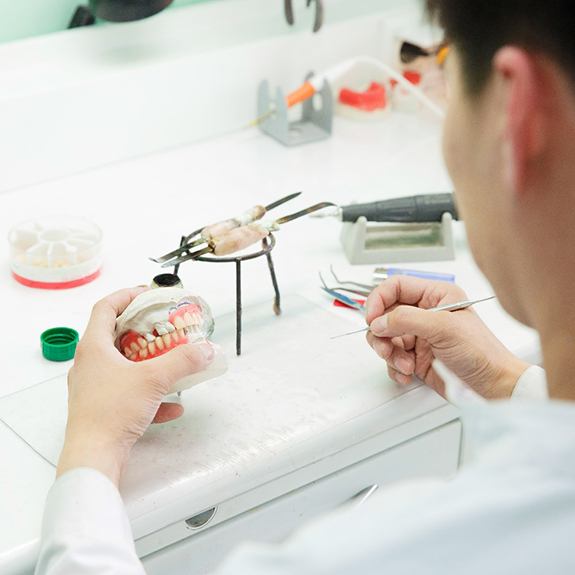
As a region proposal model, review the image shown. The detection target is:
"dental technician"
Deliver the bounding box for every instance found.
[35,1,575,573]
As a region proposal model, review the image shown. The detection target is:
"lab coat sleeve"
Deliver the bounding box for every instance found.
[35,468,145,575]
[511,365,548,400]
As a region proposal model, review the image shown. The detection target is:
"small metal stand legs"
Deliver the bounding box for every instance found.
[193,235,281,356]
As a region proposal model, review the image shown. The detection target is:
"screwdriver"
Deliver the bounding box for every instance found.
[313,193,459,223]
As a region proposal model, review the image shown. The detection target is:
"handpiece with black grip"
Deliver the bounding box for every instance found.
[340,193,459,223]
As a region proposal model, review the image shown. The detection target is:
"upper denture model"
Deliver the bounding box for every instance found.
[115,287,225,394]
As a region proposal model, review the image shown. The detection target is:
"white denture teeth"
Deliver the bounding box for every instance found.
[174,316,186,330]
[154,323,168,336]
[115,289,215,363]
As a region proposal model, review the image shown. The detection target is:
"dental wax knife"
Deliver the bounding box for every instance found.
[330,295,496,339]
[152,192,302,265]
[159,202,335,267]
[314,193,459,223]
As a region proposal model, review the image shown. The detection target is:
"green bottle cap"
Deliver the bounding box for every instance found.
[41,327,79,362]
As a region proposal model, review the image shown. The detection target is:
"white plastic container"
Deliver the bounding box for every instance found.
[8,216,103,289]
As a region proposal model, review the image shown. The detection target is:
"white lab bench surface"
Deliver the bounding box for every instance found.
[0,115,540,575]
[0,4,540,574]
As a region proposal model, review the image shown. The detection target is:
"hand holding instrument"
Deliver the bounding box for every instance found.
[330,295,496,339]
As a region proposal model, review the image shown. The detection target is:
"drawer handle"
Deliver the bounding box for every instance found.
[346,484,379,508]
[185,507,217,530]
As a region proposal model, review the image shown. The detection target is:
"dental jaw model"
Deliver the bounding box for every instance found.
[115,286,227,394]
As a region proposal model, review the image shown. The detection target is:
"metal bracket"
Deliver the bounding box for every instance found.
[257,78,333,147]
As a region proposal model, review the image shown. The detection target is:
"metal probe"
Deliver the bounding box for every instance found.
[330,295,496,339]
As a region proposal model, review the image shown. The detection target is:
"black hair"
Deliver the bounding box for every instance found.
[427,0,575,94]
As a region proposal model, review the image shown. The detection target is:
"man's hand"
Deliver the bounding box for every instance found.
[365,276,529,399]
[57,288,215,486]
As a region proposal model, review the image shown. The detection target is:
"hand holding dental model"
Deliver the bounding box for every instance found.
[115,284,226,393]
[365,276,529,398]
[57,287,218,487]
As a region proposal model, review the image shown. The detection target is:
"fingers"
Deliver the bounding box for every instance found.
[365,276,466,324]
[387,364,413,386]
[84,287,148,341]
[145,342,215,392]
[153,402,184,424]
[366,332,415,376]
[370,304,453,344]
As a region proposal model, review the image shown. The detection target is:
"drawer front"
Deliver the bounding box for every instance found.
[142,421,460,575]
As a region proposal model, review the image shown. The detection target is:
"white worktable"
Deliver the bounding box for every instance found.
[0,111,540,575]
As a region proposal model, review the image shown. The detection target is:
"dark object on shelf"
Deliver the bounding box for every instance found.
[90,0,173,22]
[69,5,96,28]
[70,0,173,27]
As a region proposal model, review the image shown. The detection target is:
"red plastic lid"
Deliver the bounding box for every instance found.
[339,82,387,112]
[12,269,101,290]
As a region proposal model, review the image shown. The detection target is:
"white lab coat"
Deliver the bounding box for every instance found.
[36,366,575,575]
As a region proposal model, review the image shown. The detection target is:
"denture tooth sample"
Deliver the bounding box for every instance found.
[115,287,215,365]
[114,287,224,398]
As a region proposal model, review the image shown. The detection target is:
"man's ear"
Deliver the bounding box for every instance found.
[493,47,548,196]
